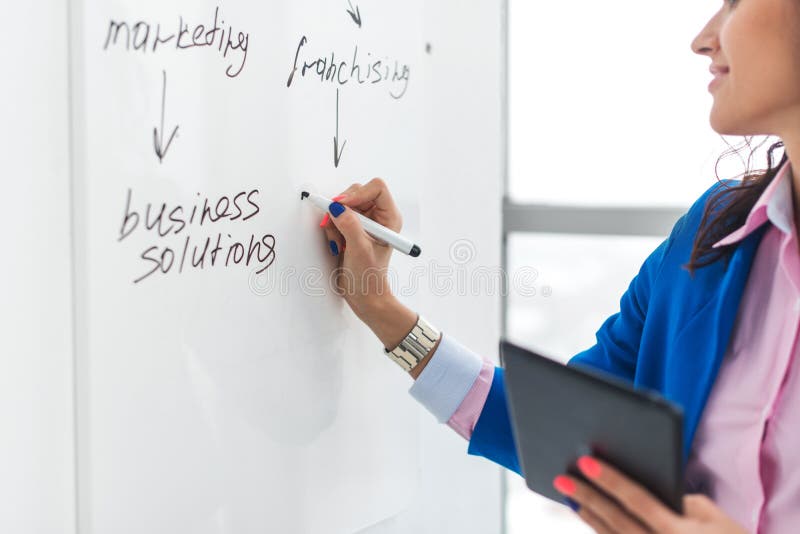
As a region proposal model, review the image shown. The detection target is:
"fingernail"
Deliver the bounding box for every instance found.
[563,497,580,512]
[329,201,345,217]
[329,240,339,256]
[332,194,347,201]
[319,213,330,227]
[553,475,576,496]
[577,456,602,479]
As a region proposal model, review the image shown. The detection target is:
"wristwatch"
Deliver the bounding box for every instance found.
[384,314,441,372]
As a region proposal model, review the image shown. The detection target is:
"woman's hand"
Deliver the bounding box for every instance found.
[320,178,417,351]
[552,455,749,534]
[320,177,401,316]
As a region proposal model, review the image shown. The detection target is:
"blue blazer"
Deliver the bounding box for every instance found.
[469,180,771,475]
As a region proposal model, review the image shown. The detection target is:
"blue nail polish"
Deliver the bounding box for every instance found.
[563,497,580,512]
[329,240,339,256]
[329,201,345,217]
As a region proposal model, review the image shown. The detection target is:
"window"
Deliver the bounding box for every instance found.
[508,0,734,207]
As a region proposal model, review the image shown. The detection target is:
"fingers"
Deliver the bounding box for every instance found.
[325,200,371,254]
[573,456,679,532]
[338,178,390,208]
[683,494,718,521]
[553,475,650,534]
[334,178,402,232]
[319,180,399,256]
[323,220,343,257]
[575,505,615,534]
[321,195,347,256]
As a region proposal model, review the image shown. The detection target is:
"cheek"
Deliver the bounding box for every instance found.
[713,24,800,133]
[736,48,800,119]
[721,5,800,101]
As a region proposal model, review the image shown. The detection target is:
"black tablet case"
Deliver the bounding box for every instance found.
[501,339,685,514]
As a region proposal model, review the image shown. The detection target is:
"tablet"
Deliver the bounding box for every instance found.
[500,339,685,514]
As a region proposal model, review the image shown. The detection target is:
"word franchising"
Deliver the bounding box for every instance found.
[287,36,411,99]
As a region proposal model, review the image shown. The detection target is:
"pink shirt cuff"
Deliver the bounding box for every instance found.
[447,358,495,441]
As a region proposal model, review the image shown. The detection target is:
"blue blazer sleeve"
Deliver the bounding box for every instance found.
[466,206,697,475]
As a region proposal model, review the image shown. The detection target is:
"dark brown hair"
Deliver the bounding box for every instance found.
[683,137,787,277]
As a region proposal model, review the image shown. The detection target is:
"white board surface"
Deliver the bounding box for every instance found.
[66,0,504,533]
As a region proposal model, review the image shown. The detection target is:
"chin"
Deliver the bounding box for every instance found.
[709,102,776,137]
[709,108,752,137]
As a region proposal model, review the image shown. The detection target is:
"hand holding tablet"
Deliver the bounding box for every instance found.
[500,339,685,514]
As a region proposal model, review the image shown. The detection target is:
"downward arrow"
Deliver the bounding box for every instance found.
[346,0,362,28]
[333,88,346,168]
[153,70,179,163]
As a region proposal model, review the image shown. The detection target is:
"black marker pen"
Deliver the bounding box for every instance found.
[301,190,421,257]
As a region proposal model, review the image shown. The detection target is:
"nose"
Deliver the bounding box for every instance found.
[691,11,721,58]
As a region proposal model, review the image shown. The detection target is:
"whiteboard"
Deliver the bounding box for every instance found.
[69,0,503,533]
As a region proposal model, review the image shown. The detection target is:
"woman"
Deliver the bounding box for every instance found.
[318,0,800,532]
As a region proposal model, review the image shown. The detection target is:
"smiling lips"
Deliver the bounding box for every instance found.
[710,65,730,76]
[708,65,729,91]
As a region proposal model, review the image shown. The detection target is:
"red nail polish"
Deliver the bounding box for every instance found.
[553,475,576,496]
[319,213,330,227]
[578,456,602,479]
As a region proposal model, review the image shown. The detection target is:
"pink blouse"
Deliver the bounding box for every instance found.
[684,158,800,533]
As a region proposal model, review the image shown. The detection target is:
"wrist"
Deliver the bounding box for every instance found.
[359,295,417,351]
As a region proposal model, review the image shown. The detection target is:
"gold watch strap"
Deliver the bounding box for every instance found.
[384,315,441,372]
